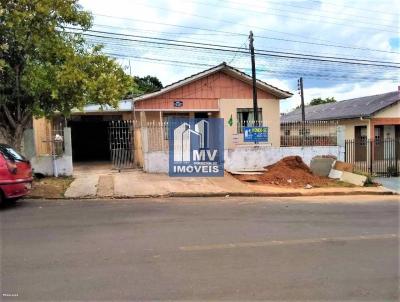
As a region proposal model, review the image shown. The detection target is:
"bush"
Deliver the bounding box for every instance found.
[387,166,398,177]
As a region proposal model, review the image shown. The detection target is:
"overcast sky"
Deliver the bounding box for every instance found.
[78,0,399,112]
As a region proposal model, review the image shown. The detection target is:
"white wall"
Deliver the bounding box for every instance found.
[30,155,73,176]
[224,145,342,172]
[27,127,74,176]
[143,151,169,173]
[142,145,343,173]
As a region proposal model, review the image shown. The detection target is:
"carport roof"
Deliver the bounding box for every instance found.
[281,91,400,122]
[71,100,132,113]
[133,62,293,102]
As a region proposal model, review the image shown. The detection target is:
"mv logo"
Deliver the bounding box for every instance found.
[173,120,213,162]
[169,118,224,177]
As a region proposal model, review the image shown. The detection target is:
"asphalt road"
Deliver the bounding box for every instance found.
[1,196,399,301]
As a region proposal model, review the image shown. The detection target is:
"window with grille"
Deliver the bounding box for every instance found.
[237,108,263,133]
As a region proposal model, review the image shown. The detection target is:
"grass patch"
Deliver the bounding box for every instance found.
[28,176,74,199]
[312,180,356,188]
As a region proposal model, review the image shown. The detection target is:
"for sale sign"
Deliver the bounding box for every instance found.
[243,127,268,142]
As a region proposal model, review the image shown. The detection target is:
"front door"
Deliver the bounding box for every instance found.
[354,126,367,161]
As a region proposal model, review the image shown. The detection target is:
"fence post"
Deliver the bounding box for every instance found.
[337,125,345,161]
[369,139,373,174]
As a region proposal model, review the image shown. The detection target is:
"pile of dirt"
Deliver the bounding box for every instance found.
[236,156,335,188]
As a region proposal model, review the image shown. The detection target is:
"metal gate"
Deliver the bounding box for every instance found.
[345,138,400,176]
[108,120,134,170]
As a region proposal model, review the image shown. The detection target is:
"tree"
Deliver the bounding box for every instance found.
[132,75,163,95]
[0,0,133,151]
[309,97,336,106]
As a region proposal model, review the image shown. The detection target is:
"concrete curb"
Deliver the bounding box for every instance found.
[27,189,396,200]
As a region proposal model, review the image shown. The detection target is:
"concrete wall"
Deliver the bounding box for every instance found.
[143,151,169,173]
[224,145,342,172]
[142,145,343,173]
[219,98,280,149]
[26,127,73,176]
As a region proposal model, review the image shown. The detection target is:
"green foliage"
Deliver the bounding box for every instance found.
[387,165,397,176]
[0,0,133,149]
[309,97,336,106]
[129,75,163,96]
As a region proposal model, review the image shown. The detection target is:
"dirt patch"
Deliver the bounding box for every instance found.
[234,156,354,188]
[28,177,74,199]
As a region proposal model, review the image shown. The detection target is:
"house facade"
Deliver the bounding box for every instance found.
[280,90,399,142]
[281,90,400,173]
[133,62,292,152]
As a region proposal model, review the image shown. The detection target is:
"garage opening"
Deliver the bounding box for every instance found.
[68,115,121,162]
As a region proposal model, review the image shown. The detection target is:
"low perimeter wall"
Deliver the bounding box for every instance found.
[23,127,73,176]
[225,145,343,172]
[143,145,343,173]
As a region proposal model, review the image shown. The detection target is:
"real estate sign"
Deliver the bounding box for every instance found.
[168,118,224,177]
[243,127,268,142]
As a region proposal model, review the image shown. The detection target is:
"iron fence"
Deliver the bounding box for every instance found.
[280,120,338,147]
[344,138,400,176]
[108,120,135,170]
[137,120,275,152]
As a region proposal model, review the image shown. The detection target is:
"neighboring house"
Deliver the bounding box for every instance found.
[281,90,400,169]
[281,90,400,142]
[133,62,292,150]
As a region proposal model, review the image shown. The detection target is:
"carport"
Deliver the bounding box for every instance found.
[67,100,133,164]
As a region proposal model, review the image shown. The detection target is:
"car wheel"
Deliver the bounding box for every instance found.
[0,190,3,205]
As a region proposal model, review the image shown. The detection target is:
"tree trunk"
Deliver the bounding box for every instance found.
[2,123,25,152]
[0,110,31,153]
[11,124,25,152]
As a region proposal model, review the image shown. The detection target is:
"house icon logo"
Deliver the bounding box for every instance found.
[173,120,209,162]
[169,118,224,177]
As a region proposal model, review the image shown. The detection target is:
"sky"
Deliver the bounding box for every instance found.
[78,0,399,112]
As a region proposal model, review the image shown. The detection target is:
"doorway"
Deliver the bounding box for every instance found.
[68,115,120,162]
[354,125,367,161]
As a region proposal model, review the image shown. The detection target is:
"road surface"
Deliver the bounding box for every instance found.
[1,196,399,301]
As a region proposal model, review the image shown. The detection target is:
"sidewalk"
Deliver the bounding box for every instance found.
[64,169,395,199]
[373,177,399,194]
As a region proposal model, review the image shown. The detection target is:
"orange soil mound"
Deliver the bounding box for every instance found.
[237,156,334,187]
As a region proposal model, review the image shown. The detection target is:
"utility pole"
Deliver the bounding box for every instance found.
[298,77,305,122]
[298,77,306,145]
[249,31,258,124]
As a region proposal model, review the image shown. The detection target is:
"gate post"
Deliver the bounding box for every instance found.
[369,139,373,174]
[337,125,345,161]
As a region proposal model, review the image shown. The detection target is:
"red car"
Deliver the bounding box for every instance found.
[0,144,33,203]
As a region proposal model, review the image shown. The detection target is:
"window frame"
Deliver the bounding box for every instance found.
[236,108,263,133]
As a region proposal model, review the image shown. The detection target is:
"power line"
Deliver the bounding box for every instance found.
[93,14,400,55]
[90,23,396,59]
[86,35,398,78]
[65,27,400,68]
[184,0,399,33]
[130,1,399,41]
[226,0,396,25]
[104,52,398,82]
